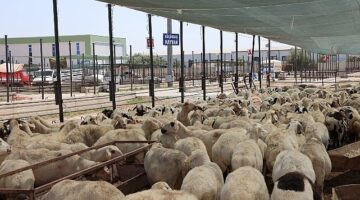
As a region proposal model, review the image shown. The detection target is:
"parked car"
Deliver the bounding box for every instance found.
[32,69,57,85]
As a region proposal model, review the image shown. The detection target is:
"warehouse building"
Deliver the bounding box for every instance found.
[0,34,127,66]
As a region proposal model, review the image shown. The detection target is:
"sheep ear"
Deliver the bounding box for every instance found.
[295,107,300,113]
[170,122,175,127]
[303,108,308,113]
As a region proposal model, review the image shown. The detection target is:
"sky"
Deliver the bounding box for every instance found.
[1,0,292,55]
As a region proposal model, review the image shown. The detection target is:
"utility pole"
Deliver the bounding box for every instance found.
[167,18,173,87]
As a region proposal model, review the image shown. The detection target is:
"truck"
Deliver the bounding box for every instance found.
[0,63,31,85]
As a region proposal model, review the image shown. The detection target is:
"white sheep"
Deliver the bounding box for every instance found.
[0,159,35,194]
[272,150,316,185]
[271,172,316,200]
[144,143,189,189]
[5,148,110,186]
[62,124,114,146]
[231,139,263,172]
[41,179,125,200]
[181,150,224,200]
[0,138,11,165]
[123,189,198,200]
[211,129,249,172]
[174,137,208,157]
[300,138,331,198]
[93,129,147,163]
[304,122,330,149]
[220,166,269,200]
[151,181,172,191]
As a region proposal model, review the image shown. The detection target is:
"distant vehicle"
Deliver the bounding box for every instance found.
[32,69,57,85]
[0,63,31,85]
[84,74,105,84]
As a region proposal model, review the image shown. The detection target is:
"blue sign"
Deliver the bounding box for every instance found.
[163,33,179,45]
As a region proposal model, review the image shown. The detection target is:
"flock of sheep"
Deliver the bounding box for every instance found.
[0,83,360,200]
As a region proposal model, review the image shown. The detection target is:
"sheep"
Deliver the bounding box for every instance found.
[177,102,202,126]
[211,129,249,173]
[231,139,263,172]
[144,143,189,189]
[272,150,316,185]
[174,137,208,157]
[61,124,114,146]
[6,119,34,148]
[93,129,147,163]
[264,130,299,172]
[181,151,224,200]
[340,106,360,143]
[80,145,123,162]
[0,160,35,197]
[304,122,330,149]
[271,172,319,200]
[41,179,125,200]
[324,111,348,148]
[0,138,11,164]
[123,189,198,200]
[151,181,172,191]
[140,118,162,140]
[5,148,111,186]
[300,138,332,198]
[220,166,269,200]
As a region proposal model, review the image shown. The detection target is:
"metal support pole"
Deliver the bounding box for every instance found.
[220,30,223,93]
[209,53,212,82]
[267,39,271,87]
[92,43,96,94]
[258,36,262,89]
[192,51,195,86]
[108,4,116,109]
[130,45,133,90]
[250,35,255,88]
[202,26,206,100]
[81,53,85,84]
[148,14,155,107]
[180,21,185,103]
[294,46,297,84]
[52,0,64,122]
[235,33,239,93]
[68,41,73,97]
[167,18,173,87]
[5,35,9,102]
[40,39,44,100]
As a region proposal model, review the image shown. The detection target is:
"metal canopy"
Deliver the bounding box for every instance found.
[99,0,360,54]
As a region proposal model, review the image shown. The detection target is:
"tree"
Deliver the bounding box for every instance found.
[129,53,163,65]
[287,48,315,70]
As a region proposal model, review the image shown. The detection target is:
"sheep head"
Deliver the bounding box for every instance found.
[161,121,179,135]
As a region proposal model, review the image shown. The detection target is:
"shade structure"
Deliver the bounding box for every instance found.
[99,0,360,54]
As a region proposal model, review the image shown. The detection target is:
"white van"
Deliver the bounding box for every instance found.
[32,70,57,85]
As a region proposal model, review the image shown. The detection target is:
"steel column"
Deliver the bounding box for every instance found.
[202,26,206,100]
[40,39,44,99]
[267,39,271,87]
[235,33,239,94]
[68,41,73,97]
[148,14,155,107]
[250,35,255,88]
[92,43,96,94]
[258,36,261,89]
[220,30,223,93]
[108,4,116,110]
[180,21,185,103]
[52,0,64,122]
[5,35,9,102]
